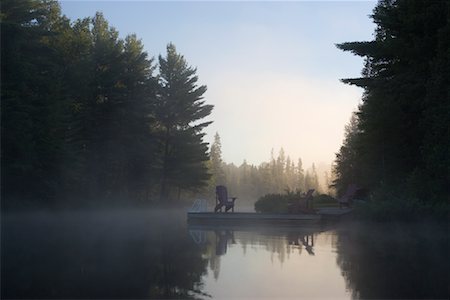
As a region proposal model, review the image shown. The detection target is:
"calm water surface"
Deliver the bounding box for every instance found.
[2,209,448,299]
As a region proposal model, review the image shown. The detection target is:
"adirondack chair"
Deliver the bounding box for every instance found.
[288,189,315,214]
[214,185,237,212]
[338,184,358,208]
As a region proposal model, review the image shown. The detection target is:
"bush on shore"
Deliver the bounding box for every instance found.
[254,193,293,213]
[254,191,337,213]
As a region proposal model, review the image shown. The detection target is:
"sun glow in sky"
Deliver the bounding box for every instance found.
[60,0,376,167]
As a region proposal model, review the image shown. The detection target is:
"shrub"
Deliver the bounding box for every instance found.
[313,194,337,207]
[254,191,335,213]
[254,193,291,213]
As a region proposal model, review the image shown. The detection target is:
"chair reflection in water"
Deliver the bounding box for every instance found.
[215,230,235,255]
[214,185,237,212]
[288,233,315,255]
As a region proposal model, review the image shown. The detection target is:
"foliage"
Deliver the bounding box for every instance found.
[1,0,213,207]
[254,190,313,213]
[254,193,291,213]
[156,43,213,200]
[209,132,226,187]
[1,0,68,203]
[254,191,338,213]
[353,188,450,222]
[206,142,325,206]
[313,194,338,207]
[334,0,449,204]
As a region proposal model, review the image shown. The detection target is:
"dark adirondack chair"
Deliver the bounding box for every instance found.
[288,189,315,214]
[214,185,237,212]
[338,184,358,208]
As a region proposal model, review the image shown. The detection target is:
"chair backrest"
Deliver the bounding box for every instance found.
[216,185,228,203]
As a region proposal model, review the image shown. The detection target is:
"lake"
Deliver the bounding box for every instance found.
[2,209,448,299]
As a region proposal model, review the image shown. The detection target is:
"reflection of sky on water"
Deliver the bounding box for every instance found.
[200,230,350,299]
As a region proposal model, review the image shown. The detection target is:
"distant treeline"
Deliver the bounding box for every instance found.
[333,0,449,205]
[1,0,213,207]
[207,133,327,206]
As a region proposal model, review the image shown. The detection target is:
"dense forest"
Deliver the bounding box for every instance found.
[207,133,327,206]
[2,0,448,211]
[1,0,329,209]
[333,0,449,206]
[1,0,213,208]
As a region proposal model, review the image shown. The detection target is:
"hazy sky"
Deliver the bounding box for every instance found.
[60,0,376,168]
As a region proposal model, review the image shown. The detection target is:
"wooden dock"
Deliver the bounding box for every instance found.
[317,207,353,221]
[187,207,352,225]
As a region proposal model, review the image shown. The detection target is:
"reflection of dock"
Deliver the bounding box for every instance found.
[187,208,352,225]
[188,223,327,234]
[188,222,325,258]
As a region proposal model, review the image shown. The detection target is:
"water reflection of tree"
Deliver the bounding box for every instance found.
[2,210,210,299]
[149,223,210,299]
[335,222,449,299]
[203,229,318,271]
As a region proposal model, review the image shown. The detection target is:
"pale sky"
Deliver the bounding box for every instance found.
[60,0,376,168]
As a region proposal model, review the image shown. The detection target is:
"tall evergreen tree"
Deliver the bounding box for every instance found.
[156,43,213,200]
[332,113,362,196]
[2,2,160,206]
[276,148,286,191]
[335,0,449,202]
[1,0,67,204]
[310,163,320,192]
[210,132,226,186]
[297,158,305,192]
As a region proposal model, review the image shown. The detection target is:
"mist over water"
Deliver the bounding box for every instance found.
[2,208,448,299]
[2,1,448,299]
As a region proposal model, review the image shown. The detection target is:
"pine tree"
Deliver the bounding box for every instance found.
[297,158,305,192]
[156,43,213,200]
[311,163,320,192]
[210,132,226,187]
[335,0,449,202]
[276,148,286,191]
[1,0,67,204]
[332,113,362,196]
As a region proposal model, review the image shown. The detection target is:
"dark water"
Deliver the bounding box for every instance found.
[2,209,448,299]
